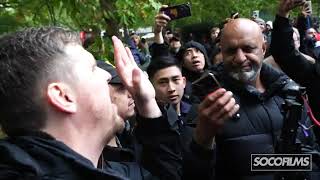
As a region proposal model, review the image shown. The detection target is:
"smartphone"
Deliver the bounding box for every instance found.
[191,71,221,100]
[161,3,191,20]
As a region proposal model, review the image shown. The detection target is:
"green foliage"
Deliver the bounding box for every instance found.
[1,0,320,60]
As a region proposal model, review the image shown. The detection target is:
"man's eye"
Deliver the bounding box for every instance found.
[244,46,255,53]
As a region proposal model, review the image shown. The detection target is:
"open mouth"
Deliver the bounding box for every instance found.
[192,60,201,65]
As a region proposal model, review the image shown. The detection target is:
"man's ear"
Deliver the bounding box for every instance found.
[47,83,77,113]
[182,76,187,88]
[262,41,267,56]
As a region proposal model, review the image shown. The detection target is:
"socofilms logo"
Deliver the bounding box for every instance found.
[251,154,312,171]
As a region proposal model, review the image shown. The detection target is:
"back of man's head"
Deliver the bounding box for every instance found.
[147,56,182,80]
[0,27,81,136]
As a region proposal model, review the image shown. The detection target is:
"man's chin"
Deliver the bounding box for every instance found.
[229,70,257,83]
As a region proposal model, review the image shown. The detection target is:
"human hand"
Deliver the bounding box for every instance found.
[112,36,162,118]
[154,5,171,34]
[278,0,306,18]
[194,88,239,149]
[301,1,312,17]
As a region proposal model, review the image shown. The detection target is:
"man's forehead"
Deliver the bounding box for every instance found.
[307,28,316,33]
[186,47,198,51]
[154,67,182,80]
[156,74,182,81]
[222,20,263,43]
[224,18,261,33]
[64,44,94,61]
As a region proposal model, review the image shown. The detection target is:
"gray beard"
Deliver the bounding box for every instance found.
[228,64,261,83]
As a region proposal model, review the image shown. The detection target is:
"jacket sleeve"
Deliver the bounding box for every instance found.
[135,105,215,180]
[270,15,318,88]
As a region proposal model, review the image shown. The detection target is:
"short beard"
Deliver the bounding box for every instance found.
[228,63,261,84]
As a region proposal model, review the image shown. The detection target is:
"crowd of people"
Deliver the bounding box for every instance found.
[1,0,320,179]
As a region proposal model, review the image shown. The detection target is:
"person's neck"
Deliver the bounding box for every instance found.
[174,102,181,116]
[251,75,265,93]
[107,137,118,147]
[42,116,114,168]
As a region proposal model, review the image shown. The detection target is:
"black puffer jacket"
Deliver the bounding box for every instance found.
[215,64,317,179]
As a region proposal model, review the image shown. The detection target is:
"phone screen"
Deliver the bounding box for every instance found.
[161,3,191,20]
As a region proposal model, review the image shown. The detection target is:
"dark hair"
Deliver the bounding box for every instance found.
[147,56,182,80]
[0,27,81,136]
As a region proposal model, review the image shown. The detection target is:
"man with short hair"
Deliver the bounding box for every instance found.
[147,56,198,127]
[0,27,126,179]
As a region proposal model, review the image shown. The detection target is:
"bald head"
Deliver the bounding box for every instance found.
[220,18,266,85]
[221,18,264,44]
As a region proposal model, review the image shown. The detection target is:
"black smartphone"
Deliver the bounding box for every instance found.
[191,71,221,100]
[161,3,191,20]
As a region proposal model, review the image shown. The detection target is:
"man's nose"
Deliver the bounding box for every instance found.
[191,50,199,58]
[168,81,175,92]
[234,49,246,63]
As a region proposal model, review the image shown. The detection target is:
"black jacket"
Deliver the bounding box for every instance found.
[136,104,215,180]
[0,132,128,180]
[270,15,320,144]
[0,108,214,180]
[214,64,317,179]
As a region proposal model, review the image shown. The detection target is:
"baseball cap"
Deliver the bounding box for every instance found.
[96,60,122,84]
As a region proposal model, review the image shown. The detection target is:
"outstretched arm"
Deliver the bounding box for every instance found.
[271,0,316,86]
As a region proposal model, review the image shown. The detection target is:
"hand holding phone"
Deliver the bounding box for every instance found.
[160,3,191,20]
[192,71,221,100]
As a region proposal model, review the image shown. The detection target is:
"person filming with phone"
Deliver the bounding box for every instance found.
[196,14,319,179]
[270,0,320,144]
